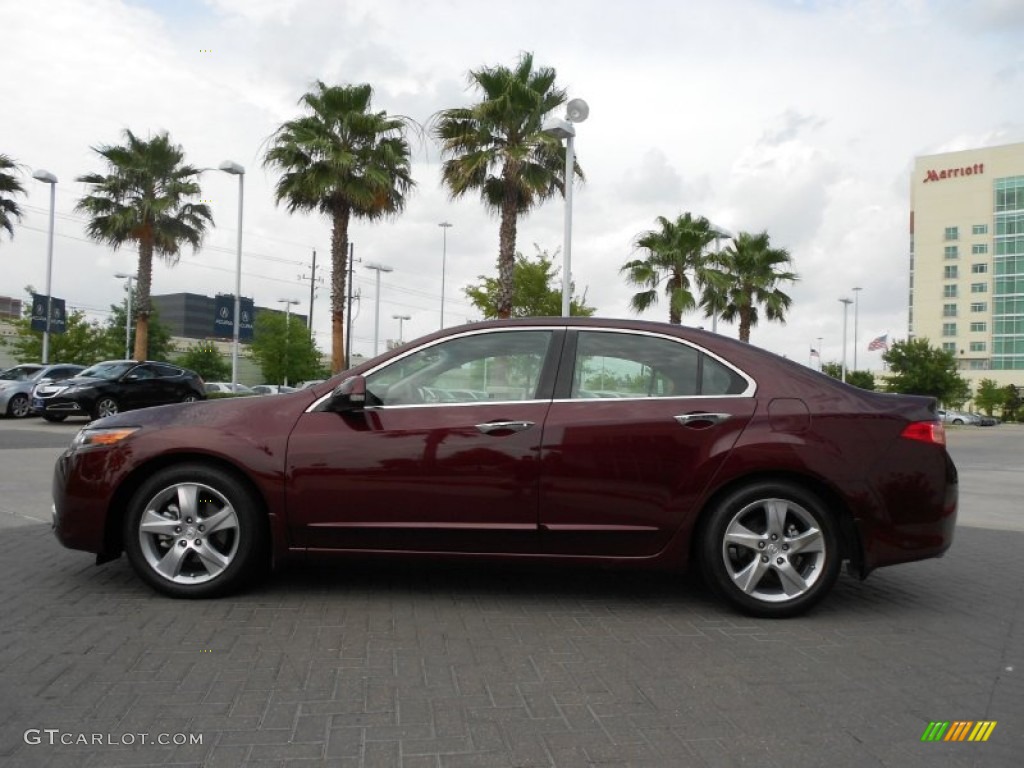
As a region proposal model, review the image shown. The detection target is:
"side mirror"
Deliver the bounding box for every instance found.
[325,375,368,413]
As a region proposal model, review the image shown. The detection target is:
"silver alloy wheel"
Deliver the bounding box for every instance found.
[721,497,827,603]
[137,481,240,585]
[8,394,30,418]
[95,397,119,418]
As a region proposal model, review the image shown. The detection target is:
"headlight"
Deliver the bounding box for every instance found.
[72,427,140,448]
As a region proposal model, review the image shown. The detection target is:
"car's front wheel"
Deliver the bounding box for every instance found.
[92,396,119,420]
[6,394,30,418]
[700,481,841,618]
[123,464,267,598]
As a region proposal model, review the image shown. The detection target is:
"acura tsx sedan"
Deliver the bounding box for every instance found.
[51,319,957,617]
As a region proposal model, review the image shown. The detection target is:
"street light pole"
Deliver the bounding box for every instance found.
[392,314,411,343]
[365,262,393,356]
[852,286,862,371]
[32,170,57,364]
[840,298,853,382]
[543,98,589,317]
[278,298,299,387]
[817,336,823,372]
[439,222,452,329]
[219,161,245,389]
[114,273,135,359]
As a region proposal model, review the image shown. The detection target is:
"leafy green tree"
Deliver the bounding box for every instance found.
[9,309,106,365]
[1002,385,1021,422]
[264,82,414,375]
[621,213,718,325]
[76,130,212,361]
[175,342,230,381]
[96,299,175,361]
[0,153,26,242]
[465,246,595,318]
[434,52,581,319]
[883,338,969,401]
[249,310,322,386]
[707,230,797,342]
[973,378,1003,416]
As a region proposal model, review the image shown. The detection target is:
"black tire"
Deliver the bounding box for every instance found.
[123,463,268,598]
[699,481,841,618]
[7,394,30,418]
[42,413,68,422]
[181,393,199,403]
[952,418,964,425]
[92,396,119,420]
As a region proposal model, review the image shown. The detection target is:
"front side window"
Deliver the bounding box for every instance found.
[365,330,553,405]
[570,331,748,399]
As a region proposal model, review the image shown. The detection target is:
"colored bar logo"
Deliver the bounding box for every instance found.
[921,721,997,742]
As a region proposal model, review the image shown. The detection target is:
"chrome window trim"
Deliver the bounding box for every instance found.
[306,324,756,413]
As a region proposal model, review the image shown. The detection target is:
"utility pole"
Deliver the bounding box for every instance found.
[298,249,321,342]
[345,242,358,370]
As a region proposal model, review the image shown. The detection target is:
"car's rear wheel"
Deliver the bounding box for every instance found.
[42,413,67,422]
[181,393,199,403]
[700,481,841,618]
[92,396,119,419]
[6,394,30,418]
[123,464,267,598]
[952,418,964,425]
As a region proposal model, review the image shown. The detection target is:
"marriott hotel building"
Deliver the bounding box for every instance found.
[910,142,1024,387]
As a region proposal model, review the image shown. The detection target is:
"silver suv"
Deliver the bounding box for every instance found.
[0,363,85,418]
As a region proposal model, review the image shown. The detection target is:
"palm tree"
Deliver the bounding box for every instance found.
[0,154,26,243]
[264,81,414,373]
[77,130,212,360]
[434,52,581,318]
[621,212,718,324]
[709,230,797,342]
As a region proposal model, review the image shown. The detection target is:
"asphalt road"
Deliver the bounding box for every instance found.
[0,417,1020,767]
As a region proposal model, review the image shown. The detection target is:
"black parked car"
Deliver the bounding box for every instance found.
[32,360,205,421]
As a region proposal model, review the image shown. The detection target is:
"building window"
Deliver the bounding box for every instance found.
[942,342,956,352]
[995,177,1024,212]
[944,226,959,241]
[942,323,957,336]
[944,245,959,259]
[971,301,988,312]
[969,360,990,370]
[970,341,987,352]
[972,263,989,274]
[971,282,988,293]
[972,243,988,255]
[970,322,987,332]
[973,224,989,235]
[944,265,959,279]
[944,285,958,298]
[943,303,957,317]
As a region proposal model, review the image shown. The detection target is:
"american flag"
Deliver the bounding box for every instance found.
[868,334,888,351]
[810,348,820,358]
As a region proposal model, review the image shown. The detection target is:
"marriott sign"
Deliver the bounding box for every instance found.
[923,163,984,183]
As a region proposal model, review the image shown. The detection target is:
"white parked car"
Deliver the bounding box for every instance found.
[251,384,296,395]
[204,382,255,395]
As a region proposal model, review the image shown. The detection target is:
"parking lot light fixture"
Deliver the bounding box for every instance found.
[365,262,393,355]
[219,161,245,388]
[32,170,58,363]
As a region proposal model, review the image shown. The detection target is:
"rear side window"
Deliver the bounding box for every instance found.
[570,331,748,399]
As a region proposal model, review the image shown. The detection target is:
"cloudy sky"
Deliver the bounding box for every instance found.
[3,0,1023,365]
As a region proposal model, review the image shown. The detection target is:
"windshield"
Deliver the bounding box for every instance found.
[78,361,135,381]
[0,365,43,381]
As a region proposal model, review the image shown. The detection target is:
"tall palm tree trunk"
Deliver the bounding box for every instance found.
[134,237,155,360]
[739,305,753,343]
[330,206,351,373]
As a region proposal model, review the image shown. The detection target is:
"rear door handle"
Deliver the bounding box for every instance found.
[475,420,535,434]
[674,412,731,428]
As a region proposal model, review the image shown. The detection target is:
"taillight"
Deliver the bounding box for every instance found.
[901,420,946,446]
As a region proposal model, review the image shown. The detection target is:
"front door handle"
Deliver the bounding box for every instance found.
[475,420,535,434]
[674,412,731,428]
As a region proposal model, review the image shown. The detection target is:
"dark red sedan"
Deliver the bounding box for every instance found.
[52,318,957,617]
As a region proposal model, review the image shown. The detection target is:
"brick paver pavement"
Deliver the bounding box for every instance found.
[0,516,1020,767]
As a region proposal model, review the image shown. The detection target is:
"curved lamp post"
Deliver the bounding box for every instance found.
[219,161,245,388]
